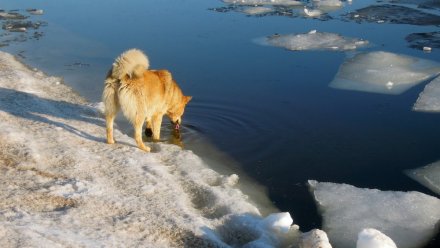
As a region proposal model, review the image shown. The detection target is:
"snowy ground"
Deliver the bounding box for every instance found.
[0,51,299,247]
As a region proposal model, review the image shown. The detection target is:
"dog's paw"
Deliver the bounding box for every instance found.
[107,139,115,144]
[139,145,151,152]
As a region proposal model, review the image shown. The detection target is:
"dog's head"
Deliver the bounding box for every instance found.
[167,95,192,128]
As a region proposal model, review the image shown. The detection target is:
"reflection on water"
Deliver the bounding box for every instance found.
[2,0,440,246]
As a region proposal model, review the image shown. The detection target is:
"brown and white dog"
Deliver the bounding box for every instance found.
[102,49,192,152]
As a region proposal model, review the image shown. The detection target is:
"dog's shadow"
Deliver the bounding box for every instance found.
[0,87,108,143]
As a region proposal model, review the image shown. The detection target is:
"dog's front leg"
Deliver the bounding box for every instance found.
[151,114,163,141]
[134,116,151,152]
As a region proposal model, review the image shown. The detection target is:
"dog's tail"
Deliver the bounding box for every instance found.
[111,49,150,80]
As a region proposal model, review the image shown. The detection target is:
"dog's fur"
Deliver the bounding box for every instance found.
[103,49,192,152]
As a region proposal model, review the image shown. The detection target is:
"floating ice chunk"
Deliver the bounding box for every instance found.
[313,0,343,7]
[308,180,440,248]
[406,160,440,195]
[242,6,273,15]
[261,212,293,233]
[330,51,440,94]
[413,76,440,112]
[223,0,303,6]
[299,229,332,248]
[357,228,397,248]
[264,31,368,51]
[304,7,323,17]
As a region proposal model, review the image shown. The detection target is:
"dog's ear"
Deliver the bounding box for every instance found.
[184,96,192,104]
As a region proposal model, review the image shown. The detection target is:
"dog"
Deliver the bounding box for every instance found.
[102,49,192,152]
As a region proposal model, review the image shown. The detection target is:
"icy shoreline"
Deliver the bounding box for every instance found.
[1,50,439,248]
[0,51,299,247]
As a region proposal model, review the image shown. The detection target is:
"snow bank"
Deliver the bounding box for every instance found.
[413,75,440,112]
[330,51,440,95]
[0,51,300,247]
[406,160,440,196]
[308,180,440,248]
[263,30,368,51]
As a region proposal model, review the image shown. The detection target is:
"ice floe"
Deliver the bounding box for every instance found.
[308,180,440,248]
[262,30,368,51]
[0,51,302,247]
[330,51,440,94]
[222,0,303,6]
[413,75,440,112]
[242,6,273,15]
[406,160,440,195]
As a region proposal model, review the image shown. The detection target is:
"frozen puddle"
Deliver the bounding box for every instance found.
[330,51,440,95]
[406,160,440,196]
[262,30,368,51]
[413,75,440,112]
[0,51,301,247]
[308,180,440,248]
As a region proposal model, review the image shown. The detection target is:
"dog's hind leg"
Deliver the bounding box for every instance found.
[106,114,116,144]
[151,114,163,141]
[134,115,151,152]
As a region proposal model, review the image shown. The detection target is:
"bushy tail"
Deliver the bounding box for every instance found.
[111,49,149,80]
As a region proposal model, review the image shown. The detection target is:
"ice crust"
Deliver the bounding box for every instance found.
[413,75,440,112]
[0,51,299,247]
[264,30,368,51]
[406,160,440,196]
[330,51,440,95]
[308,180,440,248]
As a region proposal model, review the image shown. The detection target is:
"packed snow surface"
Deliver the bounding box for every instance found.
[308,180,440,248]
[330,51,440,94]
[413,75,440,112]
[406,160,440,196]
[264,30,368,51]
[0,51,300,247]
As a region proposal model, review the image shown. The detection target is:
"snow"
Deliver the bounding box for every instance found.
[263,30,368,51]
[330,51,440,95]
[406,160,440,196]
[299,229,332,248]
[308,180,440,248]
[413,75,440,112]
[0,51,300,247]
[357,229,397,248]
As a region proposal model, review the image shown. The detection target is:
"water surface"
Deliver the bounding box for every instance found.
[1,0,440,246]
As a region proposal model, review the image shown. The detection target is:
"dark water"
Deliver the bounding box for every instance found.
[2,0,440,246]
